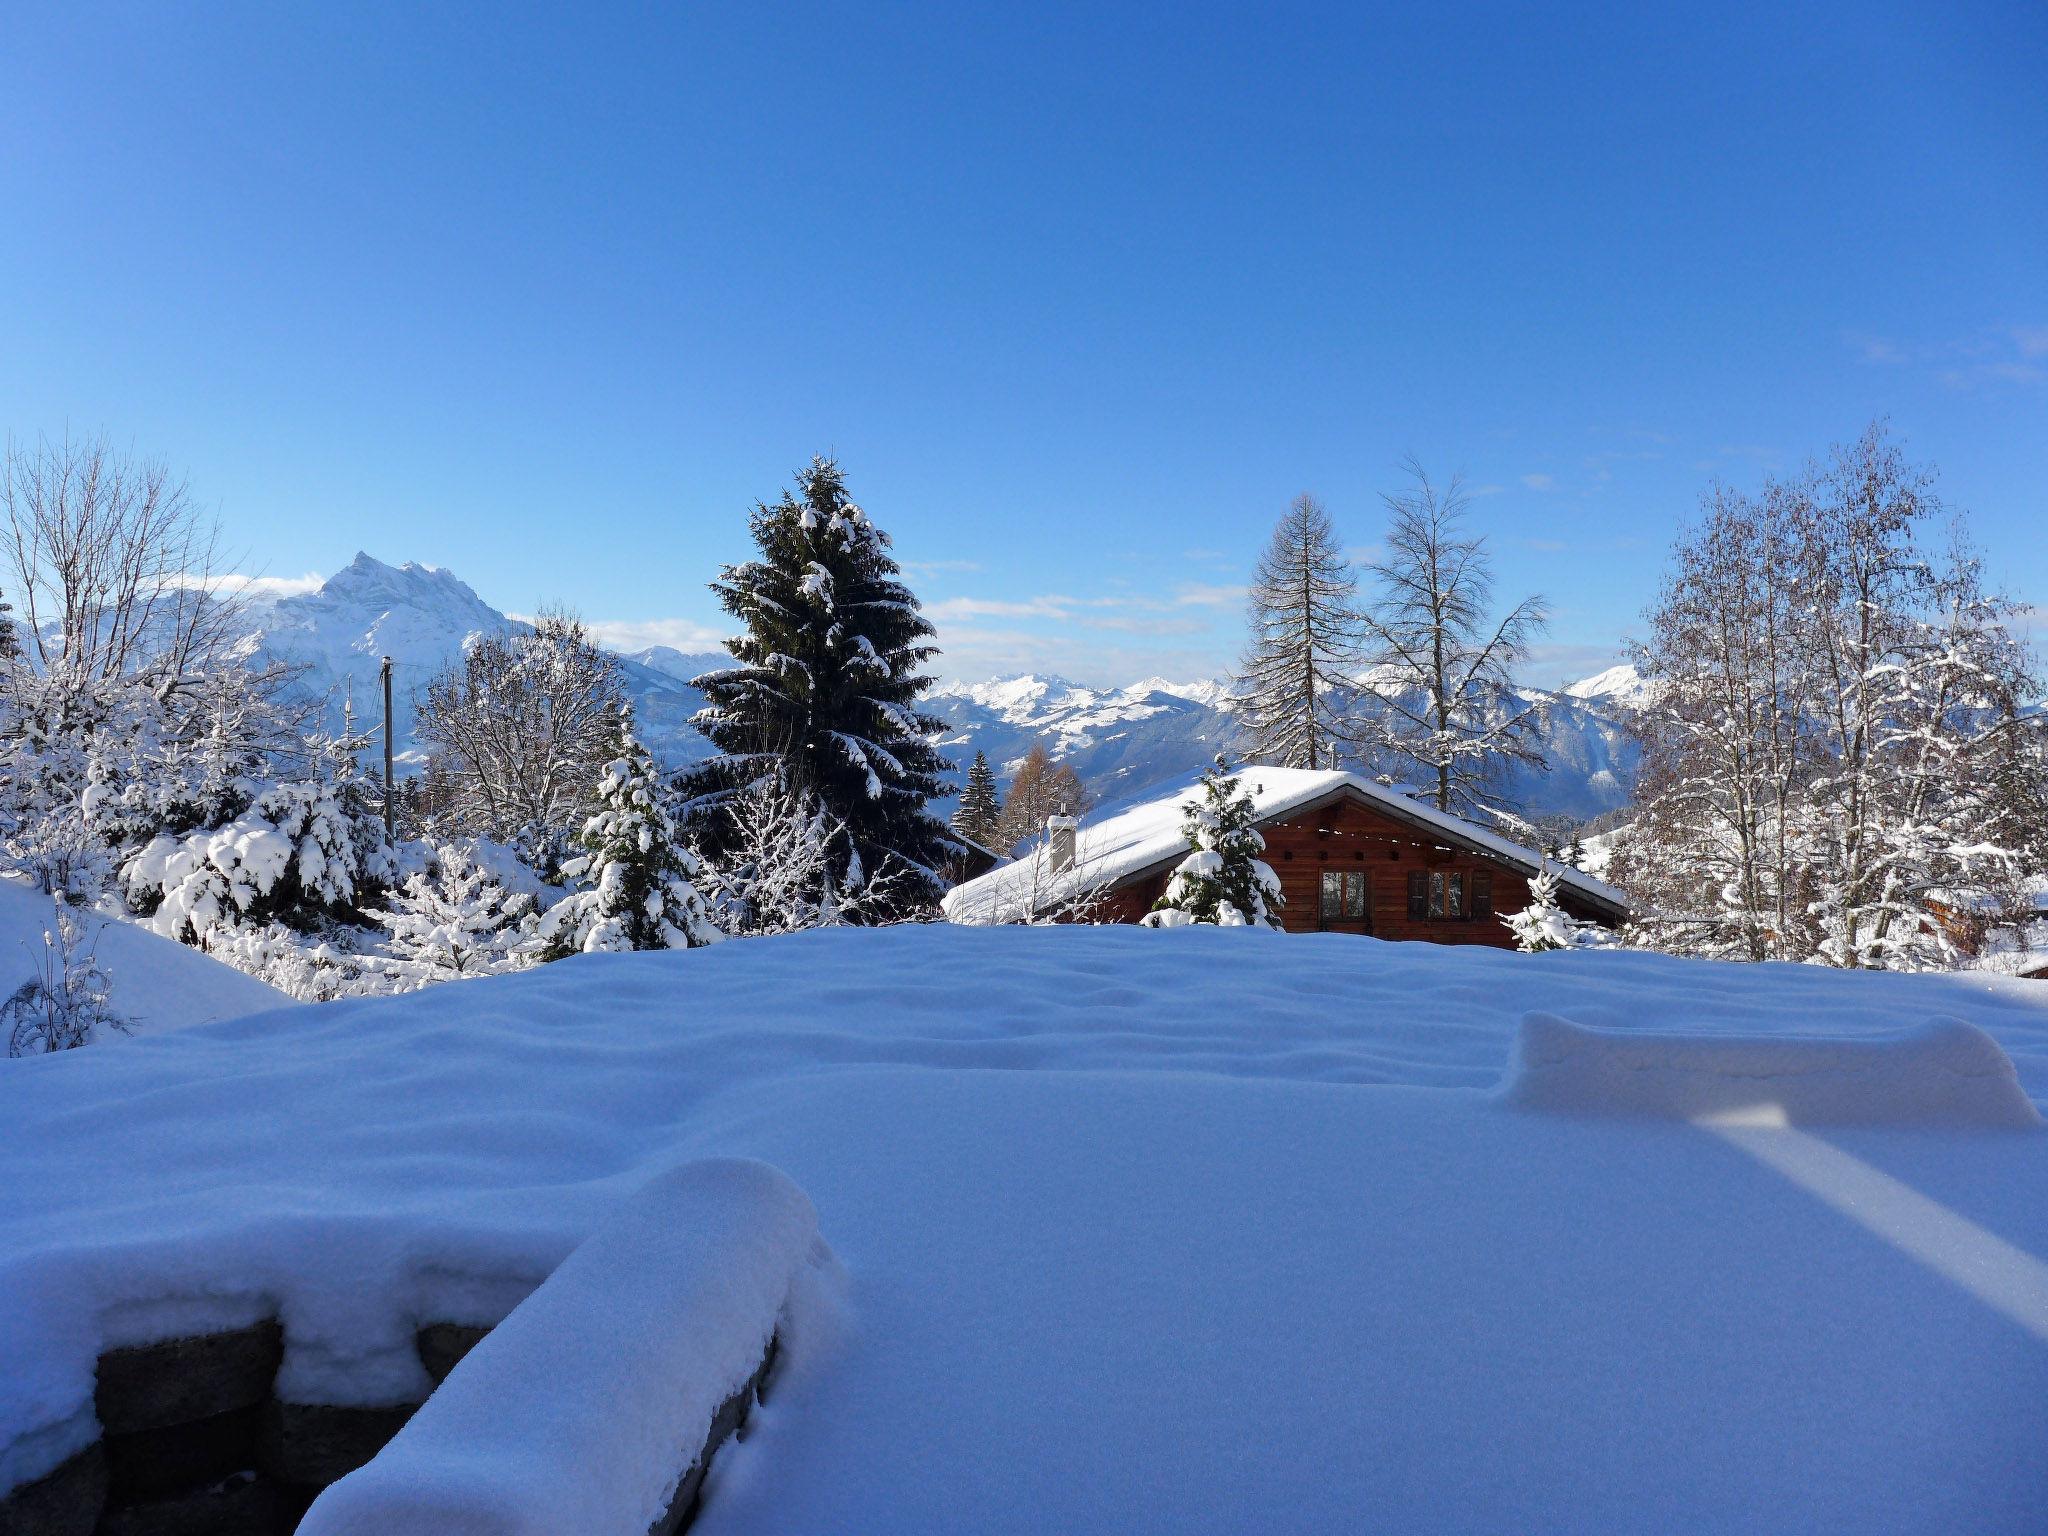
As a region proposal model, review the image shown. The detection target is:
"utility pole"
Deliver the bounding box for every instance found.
[380,656,395,836]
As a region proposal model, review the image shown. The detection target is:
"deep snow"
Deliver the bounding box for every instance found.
[0,874,289,1041]
[4,926,2047,1533]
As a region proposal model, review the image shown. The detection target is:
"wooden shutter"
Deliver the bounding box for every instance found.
[1407,870,1427,918]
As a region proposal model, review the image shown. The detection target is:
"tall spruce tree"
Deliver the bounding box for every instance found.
[1236,494,1361,769]
[681,458,958,916]
[952,749,1003,849]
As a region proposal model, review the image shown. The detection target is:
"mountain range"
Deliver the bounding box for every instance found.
[235,554,1643,825]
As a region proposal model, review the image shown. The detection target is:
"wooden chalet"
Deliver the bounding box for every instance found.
[941,767,1630,945]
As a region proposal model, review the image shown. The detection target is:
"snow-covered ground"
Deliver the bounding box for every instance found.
[5,927,2047,1532]
[0,875,289,1040]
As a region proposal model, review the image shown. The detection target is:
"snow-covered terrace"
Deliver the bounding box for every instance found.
[4,927,2047,1532]
[943,765,1630,924]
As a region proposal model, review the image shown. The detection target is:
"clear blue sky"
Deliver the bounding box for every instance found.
[4,1,2044,686]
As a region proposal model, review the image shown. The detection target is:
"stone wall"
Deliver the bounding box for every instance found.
[0,1317,777,1535]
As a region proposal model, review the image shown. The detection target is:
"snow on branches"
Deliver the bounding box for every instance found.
[1617,423,2048,970]
[539,708,720,956]
[1143,756,1284,929]
[1502,867,1616,952]
[681,457,959,919]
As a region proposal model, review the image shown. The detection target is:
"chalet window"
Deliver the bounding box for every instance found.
[1320,870,1367,924]
[1471,873,1493,919]
[1411,870,1470,921]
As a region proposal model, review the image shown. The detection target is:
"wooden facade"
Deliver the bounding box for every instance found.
[1081,786,1622,946]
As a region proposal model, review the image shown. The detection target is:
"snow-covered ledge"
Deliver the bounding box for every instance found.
[297,1159,817,1536]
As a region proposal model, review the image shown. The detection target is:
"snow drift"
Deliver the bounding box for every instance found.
[1500,1011,2043,1128]
[299,1159,817,1536]
[4,926,2047,1532]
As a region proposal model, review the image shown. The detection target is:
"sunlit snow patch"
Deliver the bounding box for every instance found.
[1498,1011,2042,1129]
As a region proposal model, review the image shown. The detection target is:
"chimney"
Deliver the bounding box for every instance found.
[1046,816,1078,874]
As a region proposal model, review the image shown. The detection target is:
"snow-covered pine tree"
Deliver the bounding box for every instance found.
[1502,866,1613,952]
[1355,458,1550,817]
[681,458,958,917]
[374,842,539,983]
[1235,493,1361,769]
[0,584,19,664]
[1141,756,1284,929]
[539,707,720,956]
[952,749,1003,849]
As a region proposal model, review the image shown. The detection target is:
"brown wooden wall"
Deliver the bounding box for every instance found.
[1082,792,1615,946]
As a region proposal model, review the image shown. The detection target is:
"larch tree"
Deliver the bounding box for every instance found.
[1355,458,1550,817]
[680,458,958,917]
[993,742,1089,850]
[952,749,1003,849]
[1235,493,1360,769]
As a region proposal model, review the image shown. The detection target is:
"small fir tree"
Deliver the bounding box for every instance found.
[680,458,959,917]
[952,750,1003,849]
[1142,756,1284,929]
[539,708,720,956]
[1503,867,1613,952]
[374,843,540,983]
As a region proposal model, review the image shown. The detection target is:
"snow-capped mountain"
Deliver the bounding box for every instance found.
[1561,662,1658,712]
[233,554,713,767]
[228,555,1641,824]
[926,675,1241,813]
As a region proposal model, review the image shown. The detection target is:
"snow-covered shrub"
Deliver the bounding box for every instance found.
[1503,867,1616,952]
[3,895,127,1054]
[122,776,389,946]
[539,710,720,956]
[1142,756,1283,929]
[373,841,541,984]
[705,775,917,935]
[202,921,371,1002]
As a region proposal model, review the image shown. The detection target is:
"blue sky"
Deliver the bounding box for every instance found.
[4,1,2044,686]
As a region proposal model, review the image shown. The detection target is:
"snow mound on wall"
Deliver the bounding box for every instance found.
[300,1159,817,1536]
[1500,1012,2043,1129]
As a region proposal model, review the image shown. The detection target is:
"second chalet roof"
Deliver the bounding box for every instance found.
[941,766,1632,925]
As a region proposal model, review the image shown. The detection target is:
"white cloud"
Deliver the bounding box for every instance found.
[1520,473,1555,491]
[900,558,985,580]
[582,616,730,655]
[1172,582,1245,608]
[925,595,1076,621]
[188,571,327,599]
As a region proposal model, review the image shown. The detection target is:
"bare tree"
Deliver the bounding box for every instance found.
[1355,458,1550,815]
[1234,493,1360,769]
[0,433,253,687]
[1616,423,2047,969]
[415,609,626,865]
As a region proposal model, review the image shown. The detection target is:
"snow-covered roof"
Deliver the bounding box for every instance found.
[941,767,1631,924]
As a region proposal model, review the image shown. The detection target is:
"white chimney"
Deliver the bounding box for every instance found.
[1047,816,1079,874]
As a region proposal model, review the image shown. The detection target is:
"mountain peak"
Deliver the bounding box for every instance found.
[1561,663,1653,708]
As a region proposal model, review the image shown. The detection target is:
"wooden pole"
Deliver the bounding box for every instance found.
[381,655,395,835]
